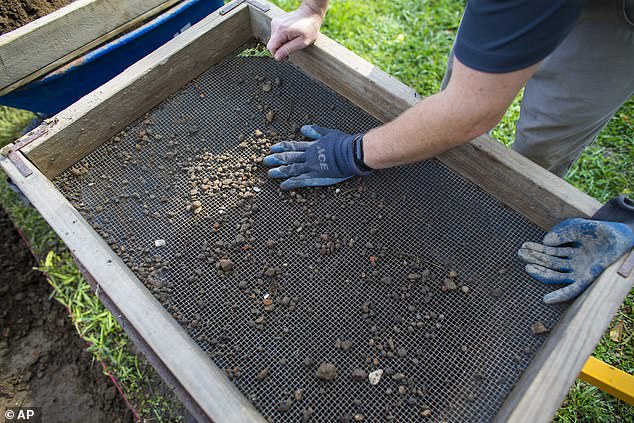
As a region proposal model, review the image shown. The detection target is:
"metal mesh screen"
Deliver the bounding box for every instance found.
[55,43,568,422]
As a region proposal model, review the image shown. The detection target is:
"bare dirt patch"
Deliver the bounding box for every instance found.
[1,0,74,35]
[0,206,133,422]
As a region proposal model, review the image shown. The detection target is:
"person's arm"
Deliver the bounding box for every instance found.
[267,0,329,61]
[363,56,540,169]
[262,57,541,190]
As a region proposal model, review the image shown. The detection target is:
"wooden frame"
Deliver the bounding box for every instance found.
[1,1,632,421]
[0,0,180,95]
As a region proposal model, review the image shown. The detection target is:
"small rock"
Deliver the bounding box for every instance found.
[266,110,276,122]
[444,278,457,290]
[302,407,314,422]
[531,321,549,335]
[351,368,367,381]
[256,367,269,381]
[315,362,337,381]
[277,398,293,412]
[263,298,273,306]
[294,389,305,401]
[341,339,353,351]
[461,285,470,294]
[397,347,407,358]
[219,259,234,272]
[265,239,277,249]
[368,369,383,385]
[448,270,459,278]
[303,357,314,367]
[262,82,272,92]
[264,267,277,278]
[154,239,166,247]
[354,414,364,422]
[421,408,432,418]
[407,273,422,281]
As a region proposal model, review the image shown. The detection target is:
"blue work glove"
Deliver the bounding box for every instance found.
[519,201,634,304]
[263,125,372,191]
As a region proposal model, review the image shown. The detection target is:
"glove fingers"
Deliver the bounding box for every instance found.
[269,141,312,153]
[300,125,329,140]
[520,242,575,258]
[518,248,573,272]
[525,263,576,285]
[543,279,592,304]
[279,175,352,191]
[267,163,307,178]
[263,151,305,166]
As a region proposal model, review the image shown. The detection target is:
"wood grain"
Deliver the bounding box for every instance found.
[23,4,253,179]
[0,0,174,92]
[0,0,181,96]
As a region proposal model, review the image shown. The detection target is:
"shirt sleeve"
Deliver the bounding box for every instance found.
[454,0,585,73]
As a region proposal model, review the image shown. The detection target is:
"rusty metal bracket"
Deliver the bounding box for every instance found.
[219,0,270,16]
[2,122,51,178]
[618,249,634,278]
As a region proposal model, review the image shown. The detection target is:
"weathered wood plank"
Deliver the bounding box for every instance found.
[249,2,601,229]
[0,151,266,423]
[22,4,253,179]
[0,0,182,96]
[0,0,176,92]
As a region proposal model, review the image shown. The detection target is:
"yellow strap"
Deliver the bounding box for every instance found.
[579,356,634,405]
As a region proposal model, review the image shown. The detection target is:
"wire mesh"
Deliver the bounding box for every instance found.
[55,43,568,422]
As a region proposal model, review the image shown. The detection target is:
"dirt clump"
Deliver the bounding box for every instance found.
[315,362,337,381]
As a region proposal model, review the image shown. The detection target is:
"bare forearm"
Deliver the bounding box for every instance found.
[302,0,328,17]
[363,91,495,168]
[363,58,540,169]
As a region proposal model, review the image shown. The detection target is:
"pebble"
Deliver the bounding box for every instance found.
[302,407,314,422]
[351,368,367,381]
[303,357,314,367]
[407,273,422,281]
[448,270,459,278]
[265,239,277,249]
[154,239,166,247]
[277,398,293,412]
[294,389,304,401]
[354,414,364,422]
[256,367,269,381]
[461,285,470,294]
[264,267,276,278]
[219,258,234,272]
[397,347,407,358]
[315,362,337,381]
[421,408,432,418]
[531,321,549,335]
[341,339,353,351]
[444,278,457,290]
[368,369,383,385]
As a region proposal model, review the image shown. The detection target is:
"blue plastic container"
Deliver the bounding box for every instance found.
[0,0,224,116]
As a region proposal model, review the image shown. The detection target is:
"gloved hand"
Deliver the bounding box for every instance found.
[264,125,372,191]
[519,218,634,304]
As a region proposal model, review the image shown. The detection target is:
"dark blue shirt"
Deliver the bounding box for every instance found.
[454,0,586,73]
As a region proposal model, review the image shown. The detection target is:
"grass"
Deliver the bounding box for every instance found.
[0,0,632,420]
[0,176,181,419]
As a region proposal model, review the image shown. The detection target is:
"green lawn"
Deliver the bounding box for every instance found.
[1,0,632,421]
